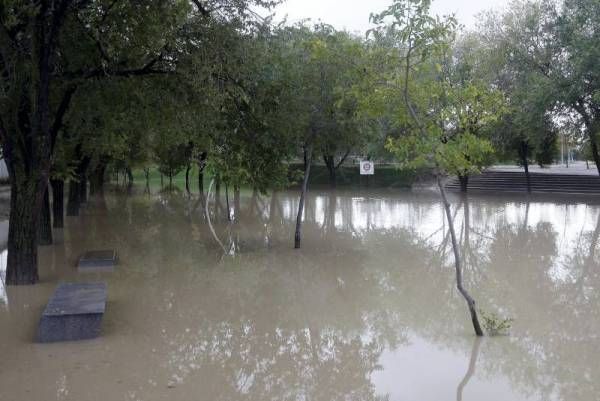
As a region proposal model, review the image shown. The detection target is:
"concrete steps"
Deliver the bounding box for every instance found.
[446,171,600,195]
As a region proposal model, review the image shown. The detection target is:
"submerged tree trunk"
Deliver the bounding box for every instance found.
[50,179,64,228]
[77,156,90,203]
[38,186,53,245]
[0,7,77,285]
[126,166,133,187]
[458,175,469,193]
[143,168,150,193]
[79,176,88,203]
[519,141,532,193]
[295,144,313,249]
[234,185,240,220]
[198,169,204,195]
[323,150,350,189]
[89,160,107,196]
[197,152,207,195]
[215,176,221,198]
[5,175,43,285]
[205,179,227,253]
[67,180,80,216]
[185,164,191,195]
[225,184,231,221]
[324,155,337,188]
[437,175,484,336]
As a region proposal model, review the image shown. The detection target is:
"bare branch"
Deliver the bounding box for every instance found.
[50,85,78,151]
[191,0,210,16]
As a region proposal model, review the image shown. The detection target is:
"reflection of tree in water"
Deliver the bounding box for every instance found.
[144,191,423,400]
[456,337,482,401]
[171,193,600,401]
[463,200,600,401]
[60,190,600,401]
[158,243,405,400]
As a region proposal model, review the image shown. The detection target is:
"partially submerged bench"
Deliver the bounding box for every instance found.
[38,282,107,343]
[78,250,117,272]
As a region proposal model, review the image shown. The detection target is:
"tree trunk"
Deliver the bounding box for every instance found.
[89,162,106,196]
[205,179,227,253]
[79,176,87,203]
[126,166,133,187]
[234,185,241,219]
[523,159,531,193]
[589,131,600,176]
[225,184,231,221]
[198,169,204,195]
[5,176,42,285]
[575,106,600,175]
[50,179,64,228]
[323,155,336,188]
[295,145,313,249]
[458,175,469,193]
[0,0,76,286]
[38,186,53,245]
[143,168,150,193]
[520,141,531,193]
[437,175,484,336]
[197,152,207,195]
[67,180,80,216]
[77,156,90,203]
[185,164,191,195]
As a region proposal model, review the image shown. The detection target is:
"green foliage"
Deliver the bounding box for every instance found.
[481,310,514,336]
[478,0,561,167]
[367,0,496,177]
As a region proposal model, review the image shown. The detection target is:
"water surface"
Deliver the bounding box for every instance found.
[0,189,598,401]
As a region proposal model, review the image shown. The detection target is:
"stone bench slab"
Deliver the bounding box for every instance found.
[38,282,107,343]
[78,250,117,272]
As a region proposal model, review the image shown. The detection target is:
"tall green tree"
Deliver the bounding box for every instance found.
[0,0,279,285]
[370,0,490,336]
[478,0,560,189]
[554,0,600,174]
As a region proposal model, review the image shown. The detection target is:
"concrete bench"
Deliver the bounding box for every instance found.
[77,250,117,272]
[38,282,107,343]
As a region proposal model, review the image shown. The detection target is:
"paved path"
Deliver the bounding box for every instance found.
[490,162,598,176]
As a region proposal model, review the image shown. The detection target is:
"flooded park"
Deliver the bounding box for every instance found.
[2,0,600,399]
[1,188,598,401]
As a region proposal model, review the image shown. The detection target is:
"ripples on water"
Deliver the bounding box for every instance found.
[0,189,599,401]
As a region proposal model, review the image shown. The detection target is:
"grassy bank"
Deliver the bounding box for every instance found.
[120,163,427,192]
[289,163,429,188]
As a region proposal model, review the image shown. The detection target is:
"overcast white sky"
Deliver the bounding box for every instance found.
[267,0,511,34]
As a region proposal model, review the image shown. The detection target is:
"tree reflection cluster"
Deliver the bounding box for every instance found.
[103,190,600,400]
[2,190,598,400]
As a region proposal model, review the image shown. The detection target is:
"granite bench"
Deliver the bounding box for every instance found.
[38,282,107,343]
[77,250,117,272]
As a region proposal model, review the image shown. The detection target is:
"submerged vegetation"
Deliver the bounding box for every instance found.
[481,310,514,336]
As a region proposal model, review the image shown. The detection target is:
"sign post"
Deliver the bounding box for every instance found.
[360,160,374,187]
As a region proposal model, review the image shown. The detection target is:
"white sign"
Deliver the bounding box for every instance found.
[360,161,374,175]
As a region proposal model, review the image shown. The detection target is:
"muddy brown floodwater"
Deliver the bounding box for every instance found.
[1,188,599,401]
